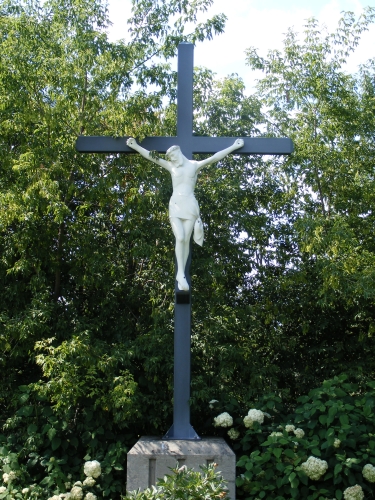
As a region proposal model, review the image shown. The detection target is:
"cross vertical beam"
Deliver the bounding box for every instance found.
[163,44,198,440]
[177,43,193,154]
[164,244,198,440]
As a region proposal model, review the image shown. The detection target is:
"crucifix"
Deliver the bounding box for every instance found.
[76,42,293,440]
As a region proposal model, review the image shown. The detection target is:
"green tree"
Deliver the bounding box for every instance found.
[243,8,375,398]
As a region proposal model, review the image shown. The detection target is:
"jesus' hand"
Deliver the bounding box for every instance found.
[233,139,244,148]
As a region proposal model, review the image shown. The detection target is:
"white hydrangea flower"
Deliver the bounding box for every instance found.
[213,412,233,428]
[65,482,71,489]
[362,463,375,483]
[227,428,240,440]
[333,438,341,448]
[343,485,364,500]
[0,486,6,493]
[294,428,305,438]
[83,477,96,487]
[248,409,264,423]
[244,409,264,428]
[270,432,283,437]
[70,486,84,500]
[83,461,101,479]
[47,496,60,500]
[2,471,16,484]
[22,488,30,494]
[285,425,295,433]
[73,481,83,487]
[301,456,328,480]
[209,400,219,409]
[84,493,97,500]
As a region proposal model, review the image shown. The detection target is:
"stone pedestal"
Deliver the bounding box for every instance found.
[127,436,236,499]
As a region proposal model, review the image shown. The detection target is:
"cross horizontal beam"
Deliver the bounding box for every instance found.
[75,135,294,155]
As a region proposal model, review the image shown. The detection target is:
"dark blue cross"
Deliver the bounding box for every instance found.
[76,43,293,440]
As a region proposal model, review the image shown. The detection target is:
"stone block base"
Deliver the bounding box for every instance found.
[127,436,236,499]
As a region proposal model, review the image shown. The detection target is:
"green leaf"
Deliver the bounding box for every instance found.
[319,415,327,425]
[311,448,321,456]
[284,449,295,459]
[47,428,57,441]
[16,406,33,417]
[289,472,296,482]
[339,415,349,426]
[273,448,282,459]
[27,424,38,435]
[51,437,61,451]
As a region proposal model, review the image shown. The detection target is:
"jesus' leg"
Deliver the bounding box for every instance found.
[170,218,194,291]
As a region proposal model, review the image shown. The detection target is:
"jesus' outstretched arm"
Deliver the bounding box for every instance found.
[195,139,244,172]
[127,138,171,172]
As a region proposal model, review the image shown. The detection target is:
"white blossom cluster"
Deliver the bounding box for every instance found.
[85,493,97,500]
[285,425,295,433]
[2,471,16,484]
[0,486,6,494]
[209,399,219,409]
[214,412,233,428]
[83,477,96,487]
[83,461,101,479]
[70,486,84,500]
[243,409,264,428]
[270,432,283,437]
[301,456,328,480]
[294,428,305,439]
[362,463,375,483]
[343,485,364,500]
[333,439,341,448]
[227,428,240,440]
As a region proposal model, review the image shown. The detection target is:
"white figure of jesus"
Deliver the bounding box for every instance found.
[126,138,244,291]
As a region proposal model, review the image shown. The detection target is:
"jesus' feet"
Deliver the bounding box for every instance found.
[177,273,189,291]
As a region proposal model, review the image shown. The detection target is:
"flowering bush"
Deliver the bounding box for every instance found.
[343,484,364,500]
[70,485,84,499]
[243,409,264,428]
[235,376,375,499]
[83,477,96,487]
[293,428,305,439]
[300,456,328,480]
[85,493,97,500]
[83,461,101,480]
[213,412,233,428]
[227,428,240,440]
[362,463,375,483]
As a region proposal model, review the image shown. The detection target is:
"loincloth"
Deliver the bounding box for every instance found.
[169,193,204,246]
[169,192,199,221]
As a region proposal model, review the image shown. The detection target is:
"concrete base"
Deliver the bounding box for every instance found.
[127,436,236,499]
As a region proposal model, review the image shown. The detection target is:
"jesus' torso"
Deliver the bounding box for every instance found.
[170,160,198,196]
[168,160,200,221]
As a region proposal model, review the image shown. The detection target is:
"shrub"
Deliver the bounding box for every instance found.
[124,463,228,499]
[234,375,375,499]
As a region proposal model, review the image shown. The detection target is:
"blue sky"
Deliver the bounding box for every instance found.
[107,0,374,91]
